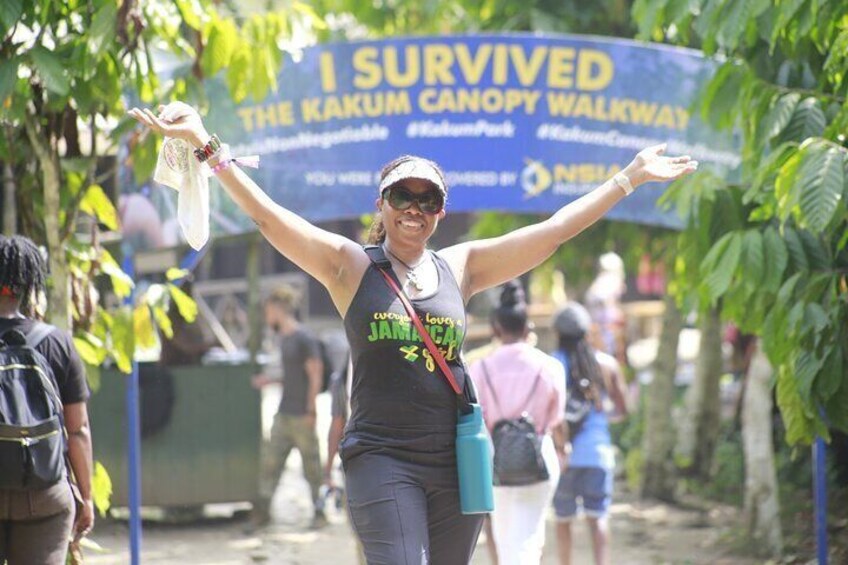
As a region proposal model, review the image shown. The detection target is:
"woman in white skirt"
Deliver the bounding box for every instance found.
[469,280,568,564]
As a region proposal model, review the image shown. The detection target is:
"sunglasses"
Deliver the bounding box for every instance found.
[382,185,445,214]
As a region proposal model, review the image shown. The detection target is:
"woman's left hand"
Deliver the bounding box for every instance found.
[623,144,698,188]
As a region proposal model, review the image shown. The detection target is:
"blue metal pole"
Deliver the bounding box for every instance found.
[813,436,828,564]
[122,255,142,565]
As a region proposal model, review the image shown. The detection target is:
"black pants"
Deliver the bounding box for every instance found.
[344,447,484,565]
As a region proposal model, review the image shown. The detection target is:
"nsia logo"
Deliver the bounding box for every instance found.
[520,159,621,198]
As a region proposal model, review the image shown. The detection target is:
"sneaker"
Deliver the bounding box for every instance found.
[310,509,328,529]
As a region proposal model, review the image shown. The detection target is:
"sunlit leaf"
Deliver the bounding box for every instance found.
[775,151,802,221]
[202,19,237,77]
[99,249,134,298]
[133,304,158,350]
[174,0,202,30]
[168,284,198,323]
[79,184,119,231]
[73,336,106,366]
[110,307,134,374]
[91,461,112,517]
[152,304,174,339]
[166,267,191,281]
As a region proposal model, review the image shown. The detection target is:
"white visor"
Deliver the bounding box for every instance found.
[378,158,447,197]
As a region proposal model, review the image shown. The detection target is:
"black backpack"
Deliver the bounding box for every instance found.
[481,361,549,486]
[0,323,67,490]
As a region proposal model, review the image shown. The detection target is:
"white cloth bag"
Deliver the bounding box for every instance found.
[153,138,210,250]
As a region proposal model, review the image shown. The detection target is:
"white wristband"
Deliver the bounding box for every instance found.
[613,172,634,196]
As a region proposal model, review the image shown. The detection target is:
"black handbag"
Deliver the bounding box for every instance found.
[481,361,549,487]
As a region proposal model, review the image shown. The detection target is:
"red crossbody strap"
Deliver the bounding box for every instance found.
[374,267,463,396]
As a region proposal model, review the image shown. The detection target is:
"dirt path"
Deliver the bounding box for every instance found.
[86,453,754,565]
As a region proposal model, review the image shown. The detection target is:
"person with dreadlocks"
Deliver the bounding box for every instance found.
[551,302,629,565]
[0,235,95,564]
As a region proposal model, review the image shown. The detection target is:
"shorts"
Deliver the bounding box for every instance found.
[553,466,612,520]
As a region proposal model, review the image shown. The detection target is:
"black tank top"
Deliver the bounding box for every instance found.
[341,250,468,458]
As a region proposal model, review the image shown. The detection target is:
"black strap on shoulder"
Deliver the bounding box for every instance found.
[363,244,392,270]
[25,322,54,349]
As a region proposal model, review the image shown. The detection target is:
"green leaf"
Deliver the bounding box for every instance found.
[780,98,826,142]
[717,0,754,52]
[804,303,829,334]
[79,184,119,231]
[740,230,764,288]
[226,45,250,104]
[763,92,800,142]
[701,232,742,301]
[700,63,748,130]
[776,363,815,445]
[131,134,159,186]
[87,2,117,57]
[0,57,18,105]
[29,46,70,96]
[797,143,844,230]
[825,368,848,433]
[761,227,788,292]
[201,19,237,77]
[91,461,112,517]
[795,350,822,403]
[110,307,134,373]
[775,150,802,220]
[174,0,202,30]
[798,230,830,271]
[769,0,805,48]
[0,0,22,32]
[168,284,198,323]
[782,227,808,271]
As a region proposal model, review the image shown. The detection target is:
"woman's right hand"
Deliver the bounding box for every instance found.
[128,102,210,148]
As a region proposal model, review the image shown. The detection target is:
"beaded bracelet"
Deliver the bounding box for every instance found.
[193,134,222,163]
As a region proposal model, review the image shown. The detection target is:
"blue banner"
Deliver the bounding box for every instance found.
[139,34,739,247]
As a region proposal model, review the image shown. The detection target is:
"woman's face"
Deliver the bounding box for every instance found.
[376,178,446,247]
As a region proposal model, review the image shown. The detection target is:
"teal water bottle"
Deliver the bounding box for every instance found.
[455,403,494,514]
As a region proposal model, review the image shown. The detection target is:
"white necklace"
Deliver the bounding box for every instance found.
[383,245,428,292]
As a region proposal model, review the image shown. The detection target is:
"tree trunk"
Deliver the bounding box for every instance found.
[24,116,70,329]
[676,307,723,478]
[641,293,682,501]
[742,342,783,557]
[3,162,16,235]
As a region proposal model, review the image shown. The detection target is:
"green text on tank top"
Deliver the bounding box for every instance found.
[343,251,469,432]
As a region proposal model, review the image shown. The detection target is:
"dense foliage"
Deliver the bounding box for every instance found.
[634,0,848,444]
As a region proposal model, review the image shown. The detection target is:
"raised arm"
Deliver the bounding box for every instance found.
[128,103,369,315]
[441,145,697,300]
